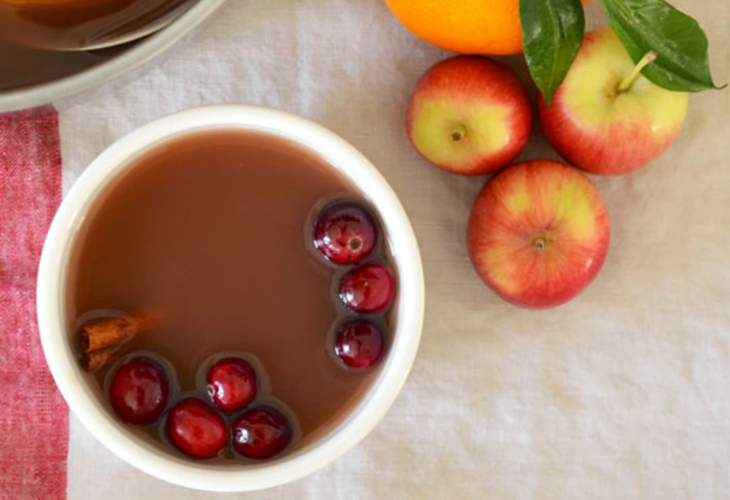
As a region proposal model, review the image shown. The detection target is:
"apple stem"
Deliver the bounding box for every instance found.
[534,238,546,251]
[450,125,468,142]
[617,51,658,93]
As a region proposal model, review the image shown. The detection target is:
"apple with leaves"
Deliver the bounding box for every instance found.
[520,0,723,175]
[406,56,532,175]
[537,29,689,175]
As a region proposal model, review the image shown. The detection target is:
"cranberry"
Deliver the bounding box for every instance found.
[313,201,377,265]
[231,406,292,460]
[165,398,227,459]
[109,357,169,425]
[339,263,395,313]
[333,320,386,369]
[206,357,258,412]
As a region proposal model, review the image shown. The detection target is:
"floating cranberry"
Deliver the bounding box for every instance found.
[109,357,169,425]
[333,320,386,369]
[339,263,395,313]
[206,357,258,412]
[165,398,227,459]
[231,406,293,460]
[314,201,377,265]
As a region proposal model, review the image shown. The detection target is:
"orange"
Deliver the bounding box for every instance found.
[384,0,587,56]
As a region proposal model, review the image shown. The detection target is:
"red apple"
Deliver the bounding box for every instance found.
[538,29,689,175]
[468,160,610,308]
[406,56,532,175]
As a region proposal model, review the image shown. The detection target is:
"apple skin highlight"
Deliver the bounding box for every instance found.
[407,56,532,175]
[467,160,610,309]
[538,29,688,176]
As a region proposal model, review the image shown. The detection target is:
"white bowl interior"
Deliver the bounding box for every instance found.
[37,106,424,492]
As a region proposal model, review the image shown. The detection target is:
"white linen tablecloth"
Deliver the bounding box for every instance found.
[57,0,730,497]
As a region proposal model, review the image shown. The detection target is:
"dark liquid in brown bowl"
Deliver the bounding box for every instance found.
[67,130,390,449]
[0,39,109,90]
[0,0,184,89]
[0,0,184,48]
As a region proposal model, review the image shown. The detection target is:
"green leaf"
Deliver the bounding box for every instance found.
[601,0,725,92]
[520,0,585,106]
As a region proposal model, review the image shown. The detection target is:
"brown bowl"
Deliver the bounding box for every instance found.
[0,0,226,112]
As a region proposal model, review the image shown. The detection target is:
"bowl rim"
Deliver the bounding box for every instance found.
[36,105,425,492]
[0,0,228,113]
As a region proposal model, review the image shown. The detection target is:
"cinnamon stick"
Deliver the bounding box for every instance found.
[78,316,138,354]
[79,347,118,372]
[76,310,163,372]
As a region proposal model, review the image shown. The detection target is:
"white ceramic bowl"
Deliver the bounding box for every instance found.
[36,105,425,492]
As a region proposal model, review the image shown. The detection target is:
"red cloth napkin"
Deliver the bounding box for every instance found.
[0,107,67,500]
